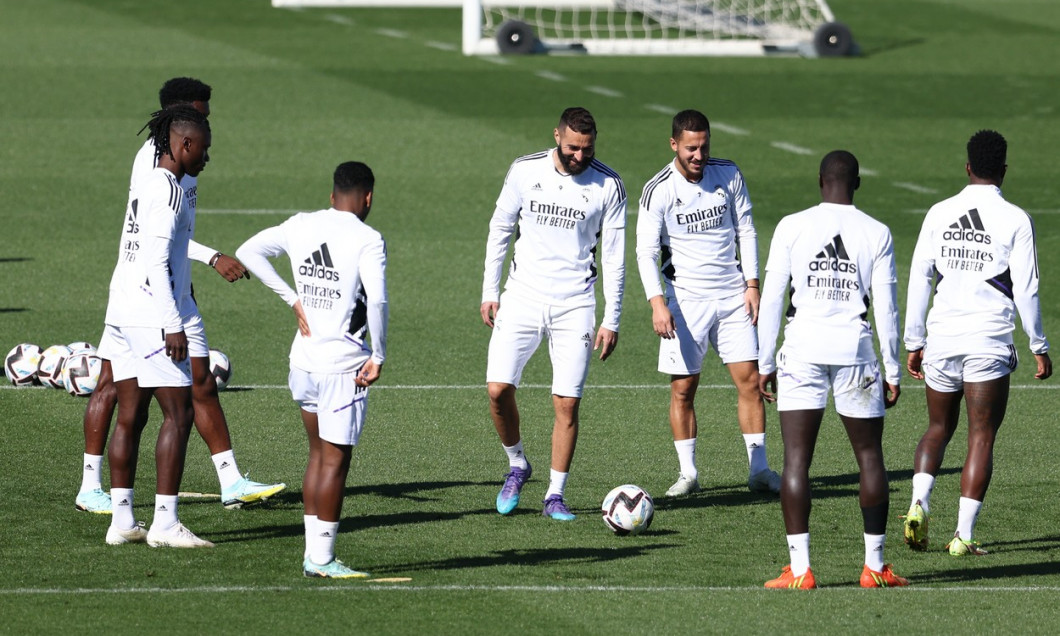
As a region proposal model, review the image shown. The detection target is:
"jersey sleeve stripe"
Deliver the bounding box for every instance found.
[590,159,626,200]
[166,175,181,213]
[640,167,671,209]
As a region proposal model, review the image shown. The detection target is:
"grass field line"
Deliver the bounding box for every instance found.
[5,583,1060,595]
[4,383,1058,391]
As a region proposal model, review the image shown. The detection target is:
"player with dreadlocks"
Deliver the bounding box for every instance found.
[902,129,1052,557]
[97,104,217,548]
[76,78,285,518]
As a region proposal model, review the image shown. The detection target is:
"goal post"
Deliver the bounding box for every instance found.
[464,0,852,57]
[271,0,854,57]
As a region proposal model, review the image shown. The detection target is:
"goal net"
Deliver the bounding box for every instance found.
[463,0,847,56]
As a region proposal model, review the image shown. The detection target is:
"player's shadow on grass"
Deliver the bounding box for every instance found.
[372,543,681,574]
[910,556,1060,585]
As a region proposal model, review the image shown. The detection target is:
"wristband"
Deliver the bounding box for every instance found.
[209,252,223,267]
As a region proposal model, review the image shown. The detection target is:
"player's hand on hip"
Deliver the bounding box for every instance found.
[595,327,618,361]
[649,296,675,339]
[758,370,777,403]
[356,360,382,387]
[481,301,499,328]
[884,383,900,409]
[906,350,924,380]
[214,254,250,282]
[292,301,311,337]
[165,330,188,362]
[1035,352,1052,380]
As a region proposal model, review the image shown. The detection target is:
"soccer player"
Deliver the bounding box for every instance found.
[902,130,1051,556]
[101,106,215,548]
[76,77,285,515]
[481,107,626,521]
[636,109,780,498]
[759,151,907,589]
[236,161,388,579]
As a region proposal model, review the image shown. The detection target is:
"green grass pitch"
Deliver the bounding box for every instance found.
[3,0,1060,632]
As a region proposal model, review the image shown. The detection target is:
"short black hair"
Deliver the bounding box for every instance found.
[333,161,375,193]
[967,129,1006,181]
[819,150,860,186]
[558,107,596,135]
[672,109,710,140]
[158,77,212,109]
[142,105,211,162]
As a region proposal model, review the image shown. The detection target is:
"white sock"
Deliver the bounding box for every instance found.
[864,533,886,571]
[304,515,317,559]
[502,441,529,470]
[111,488,135,530]
[80,454,104,492]
[744,433,768,475]
[956,497,983,541]
[152,494,179,532]
[211,450,242,491]
[310,520,340,565]
[545,469,568,498]
[787,533,811,576]
[911,472,936,513]
[674,438,697,480]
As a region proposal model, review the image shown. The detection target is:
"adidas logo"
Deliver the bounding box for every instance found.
[85,463,94,469]
[810,234,857,273]
[219,461,230,469]
[943,208,991,244]
[319,531,333,538]
[157,505,168,512]
[531,183,542,190]
[118,499,130,506]
[675,198,684,206]
[298,243,341,281]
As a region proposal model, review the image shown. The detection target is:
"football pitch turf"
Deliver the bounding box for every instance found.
[3,0,1060,632]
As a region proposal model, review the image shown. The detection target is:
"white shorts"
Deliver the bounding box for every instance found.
[182,312,210,359]
[99,324,193,388]
[776,351,885,418]
[659,292,757,375]
[289,368,369,446]
[923,347,1017,393]
[486,291,595,398]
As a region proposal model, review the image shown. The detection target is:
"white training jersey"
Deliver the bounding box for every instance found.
[482,148,627,331]
[104,167,191,333]
[905,184,1048,357]
[637,157,758,301]
[236,208,389,374]
[130,139,216,317]
[758,202,901,384]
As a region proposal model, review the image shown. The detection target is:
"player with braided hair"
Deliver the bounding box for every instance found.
[97,104,215,548]
[76,78,284,517]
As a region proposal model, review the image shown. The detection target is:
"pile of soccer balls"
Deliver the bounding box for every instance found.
[4,343,233,395]
[5,342,100,396]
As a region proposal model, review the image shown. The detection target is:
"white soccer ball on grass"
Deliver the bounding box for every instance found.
[63,351,102,397]
[209,348,231,391]
[5,343,43,386]
[37,344,73,389]
[601,484,655,536]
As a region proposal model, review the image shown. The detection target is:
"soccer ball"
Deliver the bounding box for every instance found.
[63,351,102,397]
[5,343,43,386]
[601,484,655,536]
[209,348,231,391]
[68,341,96,355]
[37,344,73,389]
